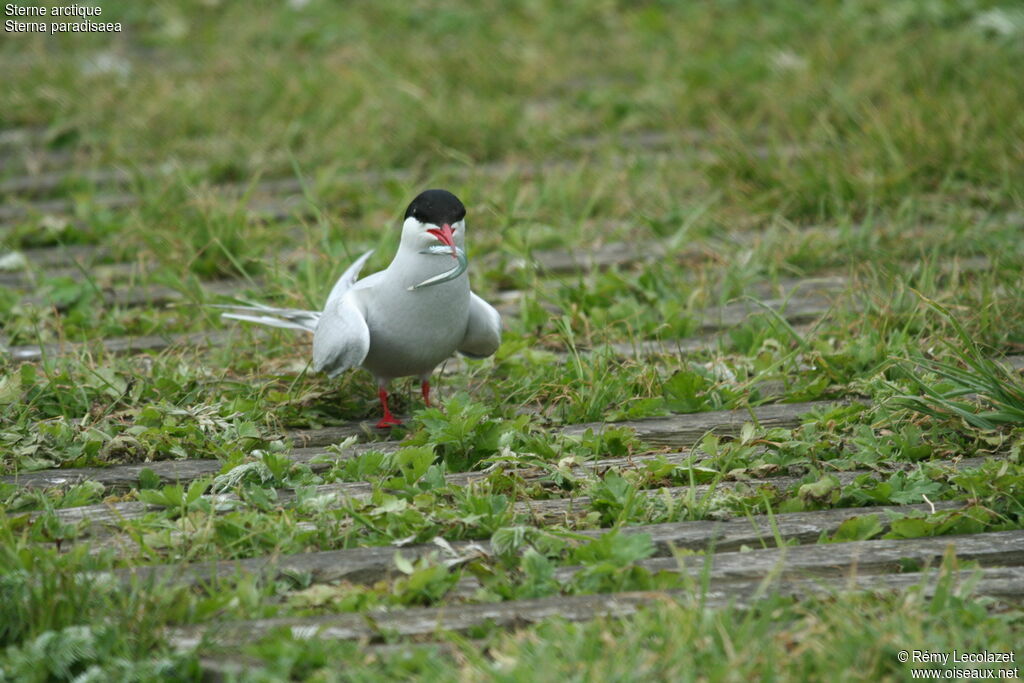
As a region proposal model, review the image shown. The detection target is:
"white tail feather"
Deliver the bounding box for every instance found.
[213,303,321,333]
[215,250,373,337]
[220,312,318,333]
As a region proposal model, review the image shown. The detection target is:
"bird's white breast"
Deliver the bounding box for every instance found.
[356,255,471,380]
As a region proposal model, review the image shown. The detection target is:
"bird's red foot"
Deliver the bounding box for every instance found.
[375,387,402,428]
[375,415,402,429]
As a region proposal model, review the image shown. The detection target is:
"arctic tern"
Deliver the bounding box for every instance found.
[216,189,502,427]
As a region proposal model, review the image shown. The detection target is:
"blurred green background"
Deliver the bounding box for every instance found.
[4,0,1021,224]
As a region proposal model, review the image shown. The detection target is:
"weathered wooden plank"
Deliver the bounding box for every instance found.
[286,422,374,448]
[18,448,741,530]
[1,229,652,291]
[501,242,905,279]
[5,326,1019,489]
[167,565,1024,650]
[0,233,620,296]
[16,277,259,310]
[0,238,995,326]
[637,528,1024,579]
[449,527,1024,597]
[3,439,399,491]
[0,192,138,223]
[0,262,150,292]
[561,400,839,446]
[4,400,835,491]
[30,456,987,555]
[515,240,666,274]
[1,244,111,268]
[295,397,843,455]
[0,167,137,197]
[512,457,987,521]
[8,252,996,355]
[0,128,710,199]
[0,262,137,289]
[0,147,77,174]
[0,126,50,148]
[0,143,800,226]
[0,86,638,182]
[197,639,474,680]
[6,247,838,312]
[3,289,840,361]
[112,501,962,590]
[590,500,969,555]
[3,329,240,363]
[701,293,837,331]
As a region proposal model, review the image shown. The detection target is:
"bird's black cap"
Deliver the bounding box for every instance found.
[405,189,466,226]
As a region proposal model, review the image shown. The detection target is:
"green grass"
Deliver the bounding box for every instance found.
[233,584,1022,682]
[2,0,1024,680]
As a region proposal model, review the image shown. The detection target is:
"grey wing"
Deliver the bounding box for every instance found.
[458,292,502,359]
[312,292,370,378]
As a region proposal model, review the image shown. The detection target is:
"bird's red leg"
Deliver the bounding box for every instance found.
[376,387,402,428]
[421,380,431,407]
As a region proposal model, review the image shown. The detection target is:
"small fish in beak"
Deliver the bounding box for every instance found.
[426,223,458,259]
[410,245,468,290]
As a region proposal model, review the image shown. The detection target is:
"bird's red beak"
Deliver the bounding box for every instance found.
[427,224,458,258]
